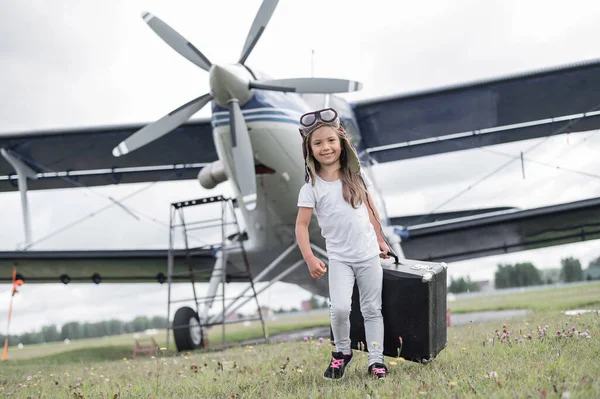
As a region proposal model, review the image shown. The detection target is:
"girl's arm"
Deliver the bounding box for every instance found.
[365,192,391,258]
[365,192,384,240]
[295,207,327,278]
[295,207,315,260]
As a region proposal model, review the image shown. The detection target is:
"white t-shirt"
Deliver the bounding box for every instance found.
[297,169,380,262]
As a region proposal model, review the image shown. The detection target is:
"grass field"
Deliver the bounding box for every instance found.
[5,312,331,362]
[448,282,600,314]
[1,283,599,398]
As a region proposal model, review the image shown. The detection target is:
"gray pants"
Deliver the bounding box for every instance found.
[328,255,384,365]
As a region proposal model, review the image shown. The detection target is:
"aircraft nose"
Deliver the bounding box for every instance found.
[209,64,252,108]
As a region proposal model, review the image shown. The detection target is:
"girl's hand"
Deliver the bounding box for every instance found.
[378,239,391,259]
[306,256,327,279]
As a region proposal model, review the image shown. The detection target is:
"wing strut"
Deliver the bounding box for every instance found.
[1,149,38,247]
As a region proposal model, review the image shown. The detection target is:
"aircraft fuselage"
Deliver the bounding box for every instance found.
[205,65,390,297]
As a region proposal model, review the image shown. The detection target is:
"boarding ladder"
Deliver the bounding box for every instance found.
[165,195,268,353]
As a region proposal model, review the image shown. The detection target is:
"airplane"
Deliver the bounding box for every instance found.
[2,0,600,351]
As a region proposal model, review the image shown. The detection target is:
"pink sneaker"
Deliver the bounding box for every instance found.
[368,362,388,380]
[323,351,353,380]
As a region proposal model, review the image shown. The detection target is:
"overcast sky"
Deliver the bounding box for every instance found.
[2,0,600,334]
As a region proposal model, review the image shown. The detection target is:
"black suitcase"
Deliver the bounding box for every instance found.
[333,258,448,363]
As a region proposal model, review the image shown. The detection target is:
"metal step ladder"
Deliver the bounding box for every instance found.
[165,195,268,353]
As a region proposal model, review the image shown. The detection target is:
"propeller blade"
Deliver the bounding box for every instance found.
[238,0,279,64]
[142,12,212,72]
[250,78,363,93]
[229,99,257,210]
[113,93,212,157]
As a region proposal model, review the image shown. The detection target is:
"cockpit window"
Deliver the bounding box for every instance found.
[328,95,361,147]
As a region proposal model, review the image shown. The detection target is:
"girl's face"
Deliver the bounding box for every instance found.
[310,126,342,167]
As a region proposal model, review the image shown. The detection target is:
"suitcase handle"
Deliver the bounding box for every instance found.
[386,251,400,265]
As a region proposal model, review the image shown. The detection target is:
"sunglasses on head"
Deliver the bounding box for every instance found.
[299,108,339,136]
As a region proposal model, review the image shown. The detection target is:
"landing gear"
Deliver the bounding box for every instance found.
[165,195,268,354]
[173,306,204,351]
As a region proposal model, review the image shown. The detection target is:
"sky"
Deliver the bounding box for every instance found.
[2,0,600,334]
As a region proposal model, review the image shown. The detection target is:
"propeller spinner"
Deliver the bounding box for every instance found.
[112,0,363,212]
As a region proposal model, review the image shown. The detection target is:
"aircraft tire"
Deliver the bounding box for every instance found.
[173,306,204,351]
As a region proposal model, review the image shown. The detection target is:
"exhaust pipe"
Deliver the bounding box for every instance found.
[198,160,228,189]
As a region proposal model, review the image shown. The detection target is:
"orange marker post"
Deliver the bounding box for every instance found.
[2,267,23,361]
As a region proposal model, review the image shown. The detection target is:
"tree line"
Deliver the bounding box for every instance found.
[449,255,600,294]
[1,315,168,347]
[272,295,328,314]
[2,296,331,347]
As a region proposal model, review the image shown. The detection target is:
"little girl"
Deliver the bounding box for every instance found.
[295,108,389,380]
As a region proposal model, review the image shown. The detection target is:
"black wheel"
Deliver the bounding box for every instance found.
[173,306,204,351]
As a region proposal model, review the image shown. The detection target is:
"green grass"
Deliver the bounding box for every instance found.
[5,312,330,363]
[9,346,134,365]
[205,312,329,345]
[1,286,599,398]
[449,282,600,313]
[1,311,598,398]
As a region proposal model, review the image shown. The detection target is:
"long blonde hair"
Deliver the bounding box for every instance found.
[307,127,367,209]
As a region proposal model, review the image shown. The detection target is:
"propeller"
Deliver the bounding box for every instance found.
[228,99,257,210]
[112,93,212,157]
[141,12,212,72]
[239,0,279,65]
[112,0,364,213]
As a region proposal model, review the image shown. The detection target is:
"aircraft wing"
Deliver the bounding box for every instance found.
[0,247,224,284]
[353,58,600,163]
[3,196,599,283]
[398,196,600,263]
[4,59,600,192]
[389,207,518,226]
[0,119,217,192]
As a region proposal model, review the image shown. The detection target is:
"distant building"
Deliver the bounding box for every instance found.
[301,300,312,312]
[256,306,272,317]
[476,280,493,292]
[225,313,239,321]
[584,267,600,281]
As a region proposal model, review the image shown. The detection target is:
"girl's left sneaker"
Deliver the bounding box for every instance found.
[323,351,353,380]
[368,362,388,380]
